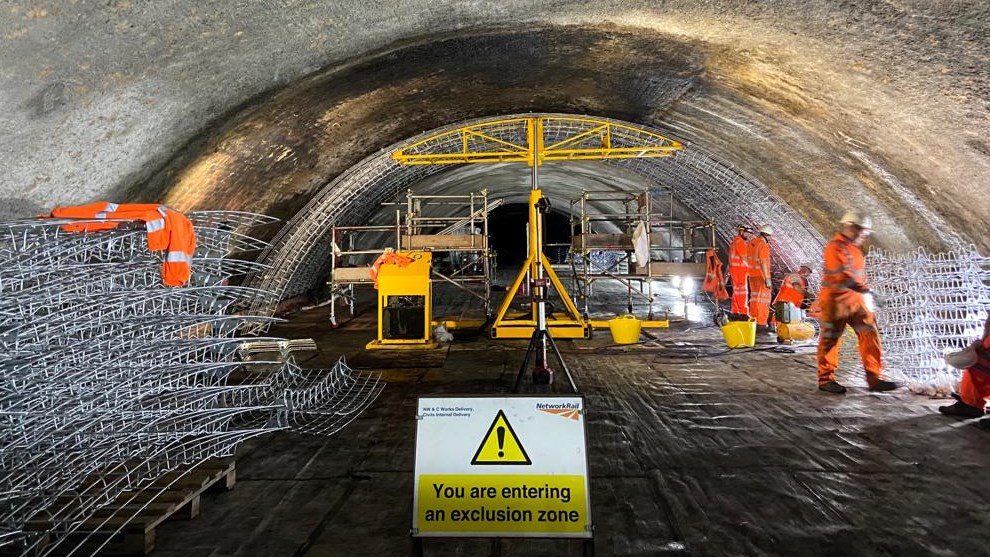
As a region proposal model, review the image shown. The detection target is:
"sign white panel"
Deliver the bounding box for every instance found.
[412,396,592,538]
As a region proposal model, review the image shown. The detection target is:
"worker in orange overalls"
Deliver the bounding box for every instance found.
[773,262,813,310]
[939,314,990,421]
[727,225,751,318]
[747,225,773,328]
[816,212,899,394]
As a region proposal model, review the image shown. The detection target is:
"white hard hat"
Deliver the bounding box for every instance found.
[945,348,977,370]
[840,211,873,229]
[799,262,813,271]
[758,225,773,235]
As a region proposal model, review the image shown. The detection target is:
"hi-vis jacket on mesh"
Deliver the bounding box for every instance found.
[48,202,196,287]
[702,249,729,301]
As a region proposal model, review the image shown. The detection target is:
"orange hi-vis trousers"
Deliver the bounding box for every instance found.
[748,277,771,325]
[959,369,990,410]
[817,292,882,384]
[729,268,750,315]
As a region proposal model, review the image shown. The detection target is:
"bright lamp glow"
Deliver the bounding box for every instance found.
[681,277,695,295]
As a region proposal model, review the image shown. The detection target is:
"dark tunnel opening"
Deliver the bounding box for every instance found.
[488,203,572,267]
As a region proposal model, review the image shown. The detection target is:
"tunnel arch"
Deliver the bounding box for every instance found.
[245,113,825,314]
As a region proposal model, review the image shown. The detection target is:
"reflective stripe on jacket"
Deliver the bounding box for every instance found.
[821,233,867,292]
[747,236,770,279]
[774,273,807,306]
[729,235,749,271]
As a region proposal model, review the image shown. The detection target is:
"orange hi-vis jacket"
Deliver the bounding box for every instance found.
[49,202,121,232]
[747,235,770,280]
[47,202,196,287]
[369,251,414,288]
[820,232,868,306]
[774,272,808,306]
[728,234,749,274]
[702,249,729,301]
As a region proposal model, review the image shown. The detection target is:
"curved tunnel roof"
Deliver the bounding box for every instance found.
[244,113,825,303]
[1,4,987,291]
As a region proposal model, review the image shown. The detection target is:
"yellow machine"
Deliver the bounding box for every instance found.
[366,251,437,350]
[774,302,816,344]
[776,321,816,343]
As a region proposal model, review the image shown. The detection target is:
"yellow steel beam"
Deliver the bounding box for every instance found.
[392,117,532,165]
[392,116,683,166]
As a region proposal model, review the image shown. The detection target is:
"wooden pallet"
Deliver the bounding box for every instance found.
[26,459,235,556]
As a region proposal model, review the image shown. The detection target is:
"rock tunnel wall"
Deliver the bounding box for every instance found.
[1,1,987,263]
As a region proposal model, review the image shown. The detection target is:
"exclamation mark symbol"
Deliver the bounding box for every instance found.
[497,426,505,458]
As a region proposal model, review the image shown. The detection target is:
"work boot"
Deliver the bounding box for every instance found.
[818,381,847,394]
[867,379,900,392]
[938,400,985,419]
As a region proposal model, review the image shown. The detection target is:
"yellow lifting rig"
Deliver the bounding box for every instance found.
[393,116,683,342]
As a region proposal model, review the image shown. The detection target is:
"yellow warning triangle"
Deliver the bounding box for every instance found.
[471,410,532,465]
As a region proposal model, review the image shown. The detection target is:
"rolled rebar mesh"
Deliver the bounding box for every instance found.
[0,212,383,556]
[836,245,990,392]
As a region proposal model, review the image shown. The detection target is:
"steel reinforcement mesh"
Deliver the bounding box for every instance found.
[245,113,827,317]
[0,212,383,556]
[836,245,990,393]
[244,112,987,393]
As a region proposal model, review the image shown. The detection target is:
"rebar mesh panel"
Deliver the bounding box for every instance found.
[836,245,990,392]
[0,215,382,556]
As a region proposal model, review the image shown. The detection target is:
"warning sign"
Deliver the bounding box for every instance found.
[413,396,591,538]
[471,410,531,465]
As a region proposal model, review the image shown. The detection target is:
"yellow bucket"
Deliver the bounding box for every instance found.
[720,320,756,348]
[608,315,642,344]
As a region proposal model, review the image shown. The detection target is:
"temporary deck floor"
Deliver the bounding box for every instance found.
[151,291,990,557]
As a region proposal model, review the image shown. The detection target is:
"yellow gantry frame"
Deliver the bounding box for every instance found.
[490,188,590,339]
[392,116,684,166]
[391,116,684,338]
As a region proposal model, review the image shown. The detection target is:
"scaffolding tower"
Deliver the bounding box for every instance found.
[569,187,716,317]
[328,189,500,326]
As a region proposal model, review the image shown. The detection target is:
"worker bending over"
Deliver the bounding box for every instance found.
[939,313,990,422]
[727,225,751,319]
[817,212,899,394]
[747,225,773,329]
[773,262,813,310]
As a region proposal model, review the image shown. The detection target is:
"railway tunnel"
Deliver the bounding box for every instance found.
[2,2,990,556]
